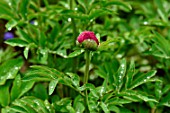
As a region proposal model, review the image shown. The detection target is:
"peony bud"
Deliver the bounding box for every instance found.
[77,31,99,50]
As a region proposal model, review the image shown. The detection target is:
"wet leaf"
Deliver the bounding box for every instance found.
[100,102,110,113]
[49,80,58,95]
[119,90,158,102]
[0,57,23,85]
[114,58,126,91]
[67,49,85,58]
[66,72,80,87]
[129,70,157,89]
[24,46,29,59]
[125,60,135,89]
[5,38,29,47]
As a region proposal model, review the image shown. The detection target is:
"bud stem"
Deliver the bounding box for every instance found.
[84,50,90,112]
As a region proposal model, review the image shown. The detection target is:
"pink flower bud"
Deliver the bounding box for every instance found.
[77,31,99,45]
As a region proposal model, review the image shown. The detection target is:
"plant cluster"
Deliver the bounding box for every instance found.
[0,0,170,113]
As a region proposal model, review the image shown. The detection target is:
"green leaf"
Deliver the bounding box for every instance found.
[125,60,135,89]
[162,84,170,95]
[19,0,29,20]
[24,46,29,59]
[78,83,98,98]
[89,9,111,20]
[3,106,27,113]
[11,74,22,101]
[153,31,170,57]
[154,81,163,99]
[5,38,29,47]
[0,81,10,107]
[53,98,72,113]
[0,1,15,19]
[19,81,35,97]
[11,74,35,101]
[98,38,118,51]
[17,27,34,43]
[100,102,110,113]
[0,57,23,85]
[33,83,48,100]
[39,32,47,47]
[23,65,61,81]
[107,97,132,105]
[119,90,158,102]
[159,92,170,107]
[49,80,58,95]
[73,95,85,113]
[66,72,80,87]
[23,66,73,87]
[114,58,126,91]
[108,105,120,113]
[12,96,53,113]
[154,0,168,22]
[5,19,18,31]
[103,1,132,12]
[129,70,157,89]
[67,49,85,58]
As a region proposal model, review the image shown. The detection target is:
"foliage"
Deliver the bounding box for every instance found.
[0,0,170,112]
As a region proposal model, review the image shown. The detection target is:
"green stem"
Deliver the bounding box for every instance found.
[84,50,90,84]
[84,50,90,112]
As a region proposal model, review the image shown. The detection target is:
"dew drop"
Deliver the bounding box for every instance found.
[8,27,12,31]
[121,64,125,68]
[80,49,84,52]
[120,71,124,74]
[74,7,78,10]
[100,87,105,96]
[14,66,19,70]
[143,21,148,25]
[8,2,11,6]
[68,18,71,22]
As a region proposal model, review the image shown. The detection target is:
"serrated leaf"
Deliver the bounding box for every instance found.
[0,57,23,85]
[67,49,85,58]
[49,80,58,95]
[129,70,157,89]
